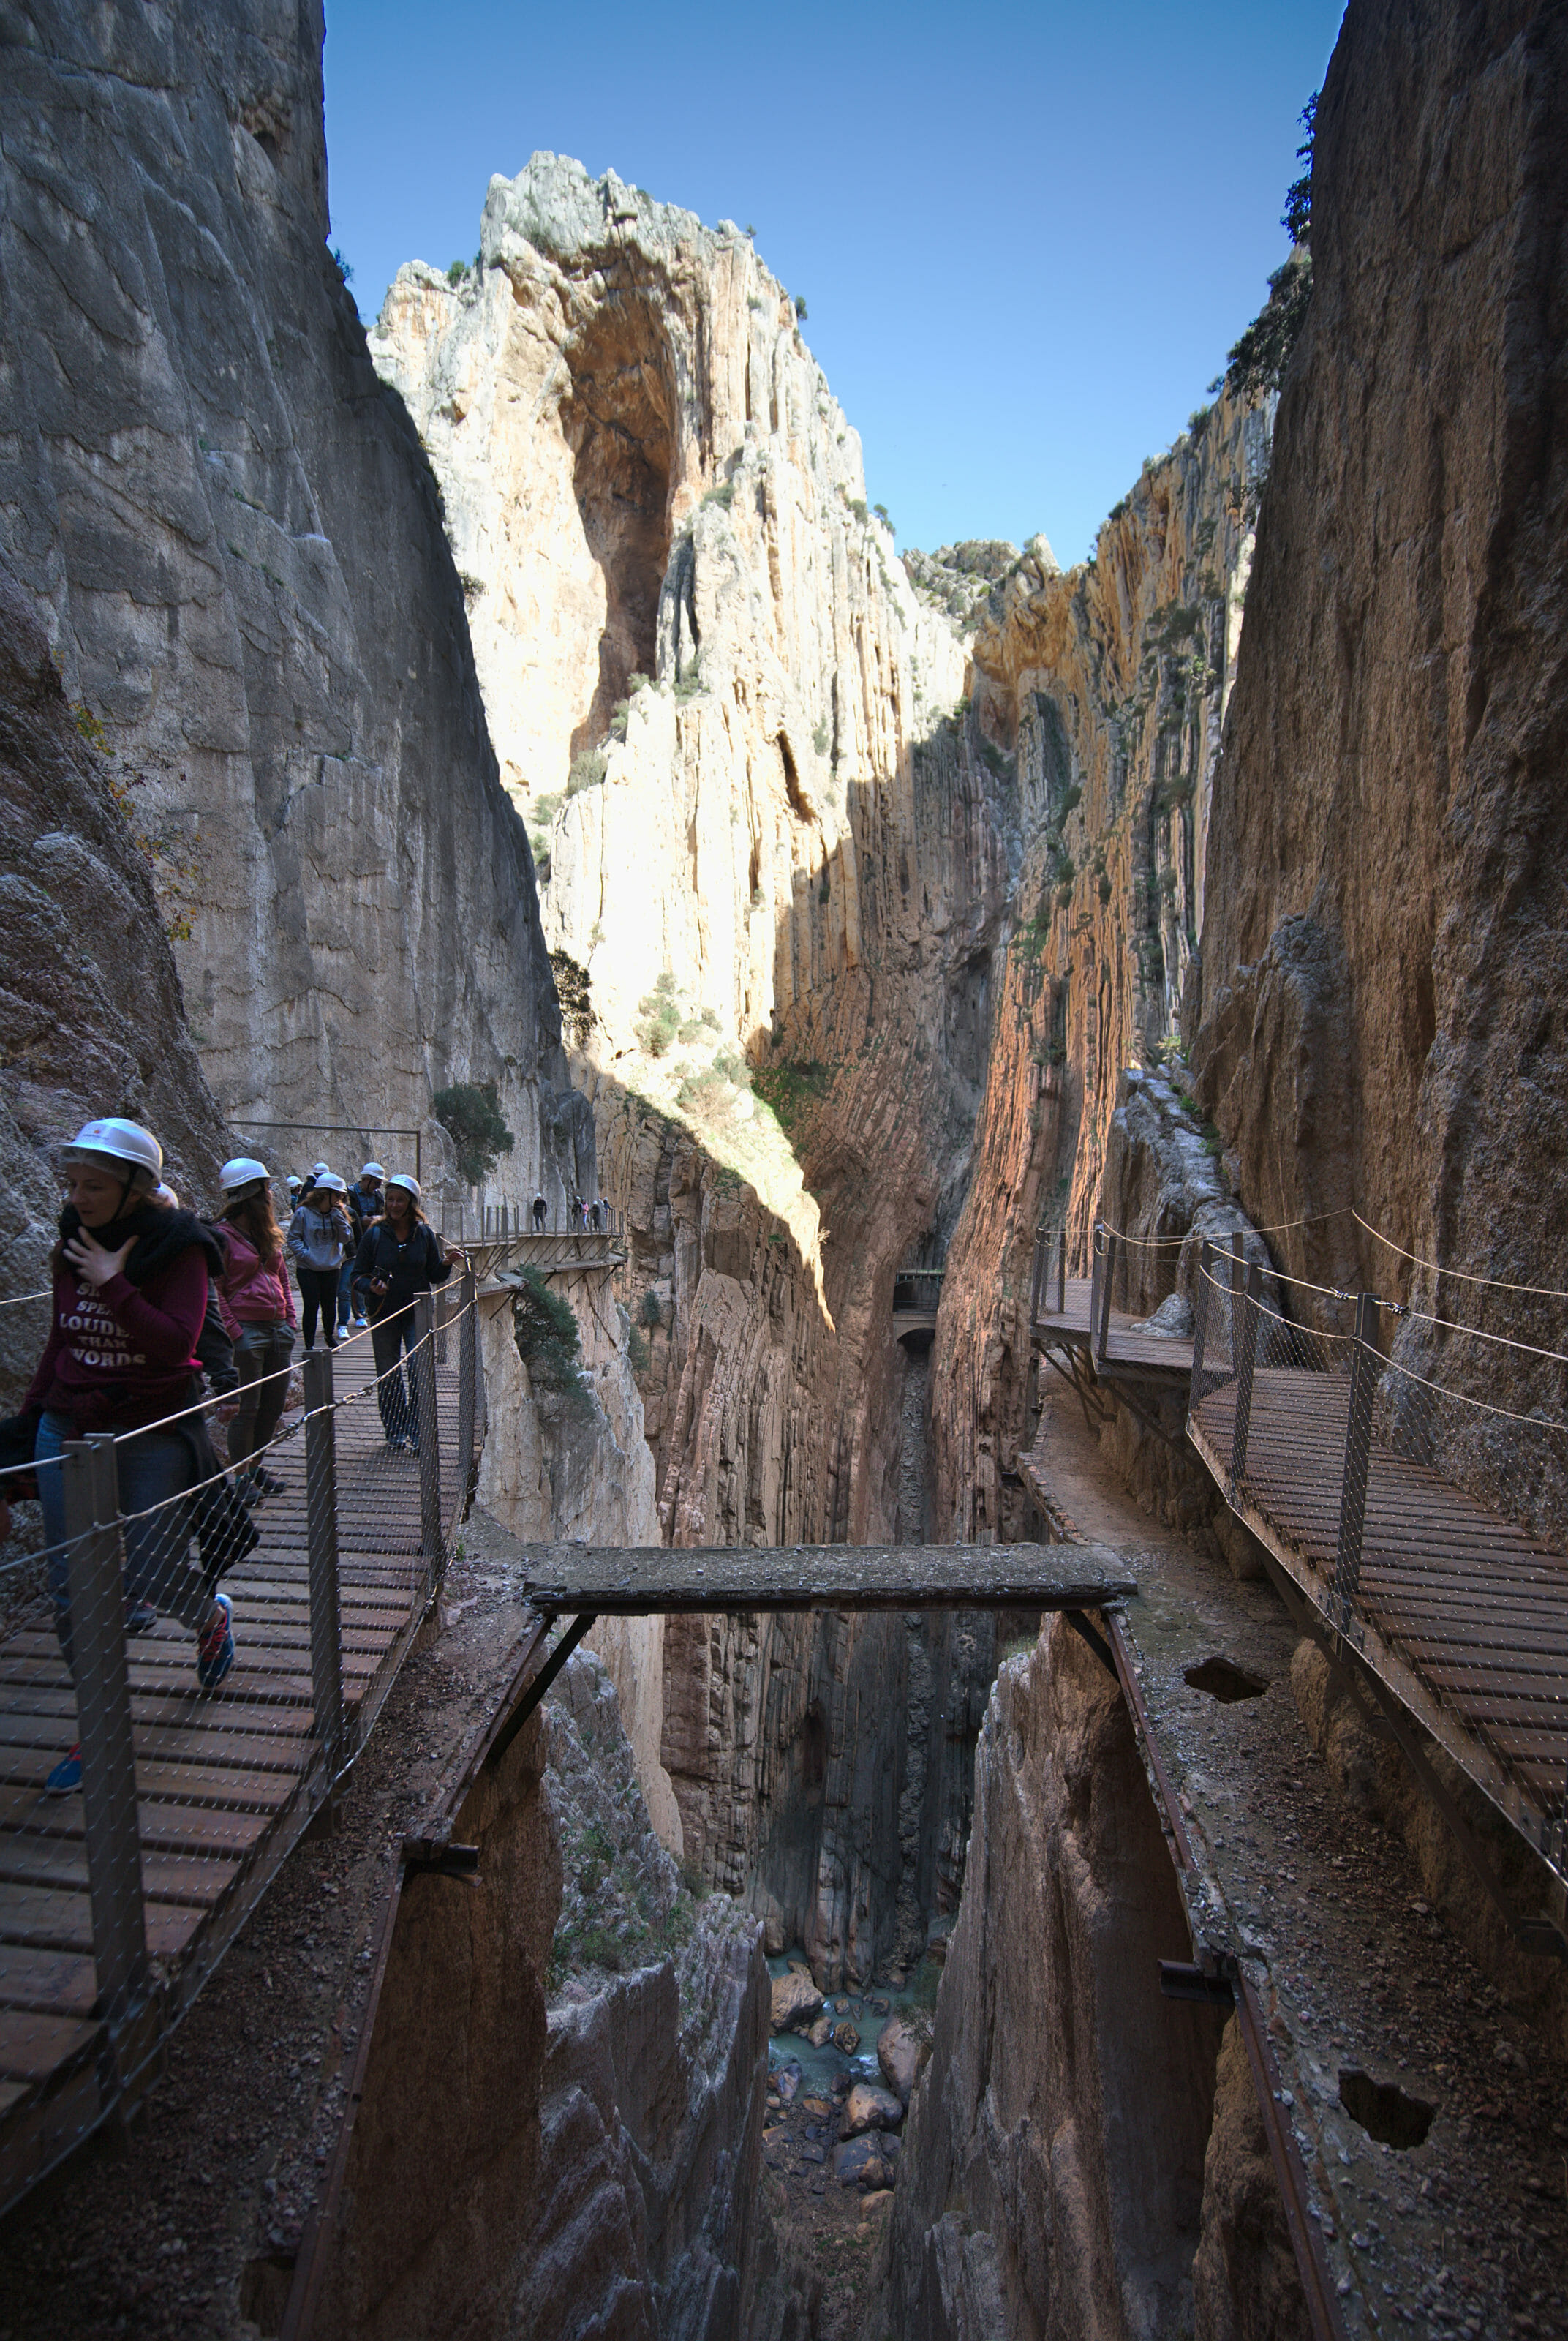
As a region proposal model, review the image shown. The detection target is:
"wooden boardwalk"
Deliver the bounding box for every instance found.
[0,1326,466,2209]
[1033,1275,1197,1384]
[1189,1367,1568,1857]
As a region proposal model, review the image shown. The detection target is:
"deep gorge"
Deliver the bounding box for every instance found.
[3,0,1567,2335]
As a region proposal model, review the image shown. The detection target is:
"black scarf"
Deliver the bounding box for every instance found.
[56,1199,225,1286]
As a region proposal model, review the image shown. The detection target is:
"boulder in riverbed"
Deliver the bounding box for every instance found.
[877,2014,930,2103]
[840,2082,904,2137]
[771,1969,823,2033]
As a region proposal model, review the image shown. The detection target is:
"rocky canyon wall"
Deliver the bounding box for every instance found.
[870,1620,1303,2341]
[921,391,1271,1544]
[1190,0,1568,1443]
[374,159,1024,1977]
[0,1,578,1211]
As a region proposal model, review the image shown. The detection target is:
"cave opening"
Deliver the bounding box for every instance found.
[562,294,676,756]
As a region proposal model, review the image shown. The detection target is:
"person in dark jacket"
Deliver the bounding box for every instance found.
[351,1175,464,1449]
[287,1174,351,1350]
[156,1182,239,1400]
[23,1119,238,1794]
[344,1162,385,1329]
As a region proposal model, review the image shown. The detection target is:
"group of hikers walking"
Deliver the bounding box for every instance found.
[1,1118,466,1795]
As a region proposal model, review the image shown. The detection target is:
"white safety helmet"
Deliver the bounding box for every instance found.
[311,1160,331,1178]
[385,1173,421,1202]
[313,1171,348,1195]
[155,1183,180,1208]
[360,1161,386,1181]
[219,1156,271,1195]
[61,1117,163,1194]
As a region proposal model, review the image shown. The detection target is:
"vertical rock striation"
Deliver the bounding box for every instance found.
[0,1,574,1206]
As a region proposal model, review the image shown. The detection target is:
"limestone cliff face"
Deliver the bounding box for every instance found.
[0,1,576,1209]
[1189,0,1568,1458]
[869,1620,1300,2341]
[0,560,230,1408]
[375,157,1021,1977]
[921,397,1268,1542]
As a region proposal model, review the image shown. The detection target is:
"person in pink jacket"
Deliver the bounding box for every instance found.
[213,1158,297,1499]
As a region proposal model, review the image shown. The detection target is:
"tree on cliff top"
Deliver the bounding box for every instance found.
[1225,93,1316,400]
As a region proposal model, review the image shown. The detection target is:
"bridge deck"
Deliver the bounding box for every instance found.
[0,1330,461,2209]
[519,1541,1137,1615]
[1189,1367,1568,1852]
[1033,1277,1196,1382]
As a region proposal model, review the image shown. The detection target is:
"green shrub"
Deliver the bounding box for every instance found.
[794,293,807,320]
[636,980,682,1057]
[627,1324,651,1374]
[1225,247,1313,399]
[328,244,353,285]
[677,1018,707,1042]
[701,481,734,511]
[510,1266,588,1412]
[445,259,468,285]
[566,751,606,795]
[812,720,829,756]
[701,1005,721,1029]
[1098,873,1112,906]
[818,871,830,903]
[1059,782,1082,817]
[847,497,867,523]
[433,1079,514,1186]
[533,792,562,825]
[639,1288,664,1329]
[549,950,596,1047]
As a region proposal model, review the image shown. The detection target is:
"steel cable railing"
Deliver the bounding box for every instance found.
[1186,1241,1568,1877]
[0,1271,486,2199]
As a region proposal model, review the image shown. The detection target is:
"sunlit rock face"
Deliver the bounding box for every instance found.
[374,157,1022,1971]
[0,1,574,1209]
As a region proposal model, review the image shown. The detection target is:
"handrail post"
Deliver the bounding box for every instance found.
[1232,1255,1262,1479]
[62,1435,148,2027]
[412,1294,444,1583]
[456,1270,477,1526]
[1334,1293,1380,1634]
[1090,1221,1102,1350]
[1188,1239,1211,1414]
[302,1349,344,1789]
[1028,1228,1045,1327]
[1056,1219,1067,1315]
[1096,1228,1115,1363]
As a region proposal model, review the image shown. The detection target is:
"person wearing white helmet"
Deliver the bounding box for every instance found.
[287,1172,351,1351]
[350,1174,465,1450]
[18,1119,238,1791]
[213,1160,296,1496]
[342,1163,386,1333]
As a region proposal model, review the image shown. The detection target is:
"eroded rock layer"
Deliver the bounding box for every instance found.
[1,1,576,1205]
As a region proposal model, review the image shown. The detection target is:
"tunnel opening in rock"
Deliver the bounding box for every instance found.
[1184,1655,1270,1703]
[562,294,675,756]
[1338,2065,1435,2149]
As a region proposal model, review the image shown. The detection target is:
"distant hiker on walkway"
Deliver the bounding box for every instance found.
[288,1173,351,1351]
[589,1196,603,1231]
[570,1191,584,1230]
[345,1162,386,1329]
[214,1157,295,1499]
[532,1190,547,1232]
[18,1119,238,1792]
[351,1175,464,1451]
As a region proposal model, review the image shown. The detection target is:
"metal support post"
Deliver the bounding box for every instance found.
[412,1294,444,1580]
[1096,1230,1116,1363]
[457,1270,477,1517]
[302,1349,344,1787]
[1232,1255,1262,1478]
[1056,1220,1067,1315]
[1333,1293,1380,1632]
[62,1436,148,2027]
[1188,1239,1211,1413]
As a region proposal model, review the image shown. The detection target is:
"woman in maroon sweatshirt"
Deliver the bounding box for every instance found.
[22,1120,237,1795]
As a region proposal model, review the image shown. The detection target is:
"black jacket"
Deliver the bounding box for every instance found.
[351,1221,450,1319]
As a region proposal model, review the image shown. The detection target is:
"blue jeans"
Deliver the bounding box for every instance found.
[336,1259,355,1329]
[35,1410,208,1669]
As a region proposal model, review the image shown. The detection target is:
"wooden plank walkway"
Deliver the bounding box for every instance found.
[519,1541,1137,1615]
[1034,1276,1197,1383]
[1188,1367,1568,1855]
[0,1326,464,2209]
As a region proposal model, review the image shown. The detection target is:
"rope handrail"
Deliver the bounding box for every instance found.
[1352,1209,1568,1303]
[0,1288,51,1311]
[1379,1350,1568,1434]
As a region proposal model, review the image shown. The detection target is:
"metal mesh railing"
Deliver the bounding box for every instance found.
[1187,1241,1568,1873]
[0,1273,484,2206]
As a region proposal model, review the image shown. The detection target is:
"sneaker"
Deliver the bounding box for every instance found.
[46,1744,82,1796]
[197,1593,235,1692]
[248,1467,287,1497]
[125,1600,159,1634]
[353,1314,368,1329]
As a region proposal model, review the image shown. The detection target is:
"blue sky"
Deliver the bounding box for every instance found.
[324,1,1344,567]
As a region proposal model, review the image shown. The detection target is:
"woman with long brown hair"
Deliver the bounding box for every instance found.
[213,1157,296,1498]
[351,1173,464,1450]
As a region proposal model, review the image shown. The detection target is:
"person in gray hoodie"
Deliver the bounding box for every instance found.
[287,1173,351,1350]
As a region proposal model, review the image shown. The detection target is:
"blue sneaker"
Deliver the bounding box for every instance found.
[197,1593,235,1691]
[47,1743,82,1796]
[125,1601,159,1634]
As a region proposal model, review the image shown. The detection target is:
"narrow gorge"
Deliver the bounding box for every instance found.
[2,1,1567,2339]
